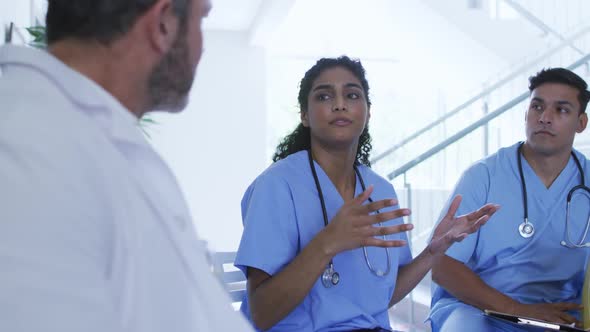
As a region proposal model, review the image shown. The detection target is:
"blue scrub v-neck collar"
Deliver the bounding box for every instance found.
[310,159,363,207]
[518,151,579,206]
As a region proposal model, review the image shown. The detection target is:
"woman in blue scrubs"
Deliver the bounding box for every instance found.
[235,56,499,332]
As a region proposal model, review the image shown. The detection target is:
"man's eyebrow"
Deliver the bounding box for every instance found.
[556,100,574,106]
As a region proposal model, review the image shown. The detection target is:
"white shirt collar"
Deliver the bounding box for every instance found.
[0,44,147,147]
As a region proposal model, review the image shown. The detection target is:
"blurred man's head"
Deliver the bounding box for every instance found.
[46,0,211,114]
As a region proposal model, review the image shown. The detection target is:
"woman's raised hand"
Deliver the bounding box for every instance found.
[319,185,413,257]
[429,195,500,256]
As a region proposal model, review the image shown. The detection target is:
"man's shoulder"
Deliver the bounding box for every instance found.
[572,148,590,169]
[0,89,98,151]
[464,144,518,178]
[0,87,120,188]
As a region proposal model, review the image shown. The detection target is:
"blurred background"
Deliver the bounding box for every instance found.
[3,0,590,330]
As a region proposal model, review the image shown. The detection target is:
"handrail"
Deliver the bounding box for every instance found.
[371,25,590,165]
[503,0,585,55]
[387,52,590,180]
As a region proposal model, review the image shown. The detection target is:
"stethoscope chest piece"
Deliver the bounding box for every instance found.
[321,265,340,288]
[518,220,535,238]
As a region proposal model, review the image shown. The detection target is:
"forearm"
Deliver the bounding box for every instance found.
[431,255,518,312]
[389,246,435,306]
[248,232,333,330]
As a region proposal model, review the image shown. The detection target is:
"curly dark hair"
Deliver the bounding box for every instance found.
[272,56,373,166]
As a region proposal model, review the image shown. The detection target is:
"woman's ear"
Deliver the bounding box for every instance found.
[301,111,310,127]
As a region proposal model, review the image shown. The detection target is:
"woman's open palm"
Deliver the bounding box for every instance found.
[429,195,500,255]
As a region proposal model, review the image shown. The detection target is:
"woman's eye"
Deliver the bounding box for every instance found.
[316,93,331,101]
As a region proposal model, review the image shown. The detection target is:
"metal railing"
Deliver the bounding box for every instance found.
[370,25,590,165]
[388,52,590,180]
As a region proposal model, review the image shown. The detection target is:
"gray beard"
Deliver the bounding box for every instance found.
[146,34,194,112]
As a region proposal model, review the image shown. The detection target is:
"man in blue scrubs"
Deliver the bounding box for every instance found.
[429,68,590,331]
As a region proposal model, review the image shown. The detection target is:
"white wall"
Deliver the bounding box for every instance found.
[264,0,508,190]
[149,30,268,252]
[0,0,32,45]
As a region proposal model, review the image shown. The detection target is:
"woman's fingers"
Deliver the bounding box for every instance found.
[359,198,398,214]
[363,237,408,248]
[464,203,500,222]
[350,185,374,206]
[357,208,411,226]
[464,214,490,234]
[444,195,462,219]
[367,223,414,237]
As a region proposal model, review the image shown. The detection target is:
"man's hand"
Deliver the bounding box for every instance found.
[512,302,582,326]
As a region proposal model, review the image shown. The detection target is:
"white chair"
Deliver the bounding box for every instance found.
[212,251,247,305]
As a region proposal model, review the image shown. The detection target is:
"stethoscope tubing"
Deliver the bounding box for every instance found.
[307,149,391,287]
[517,142,589,247]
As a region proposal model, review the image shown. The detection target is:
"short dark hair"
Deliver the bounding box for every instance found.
[273,56,373,166]
[46,0,190,45]
[528,68,590,114]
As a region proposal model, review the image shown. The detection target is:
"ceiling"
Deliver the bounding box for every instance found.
[202,0,590,65]
[203,0,263,31]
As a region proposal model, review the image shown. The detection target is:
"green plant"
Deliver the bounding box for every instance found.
[25,26,46,49]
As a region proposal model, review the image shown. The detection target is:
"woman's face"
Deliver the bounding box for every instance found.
[302,66,370,150]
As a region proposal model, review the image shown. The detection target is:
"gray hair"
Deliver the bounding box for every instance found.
[46,0,190,44]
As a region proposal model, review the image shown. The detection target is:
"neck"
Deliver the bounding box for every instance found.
[521,142,572,188]
[310,141,358,200]
[49,39,152,118]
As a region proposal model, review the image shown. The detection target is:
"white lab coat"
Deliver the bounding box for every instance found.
[0,45,252,332]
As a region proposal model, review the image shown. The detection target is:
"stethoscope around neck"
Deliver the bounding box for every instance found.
[307,150,391,288]
[516,142,590,248]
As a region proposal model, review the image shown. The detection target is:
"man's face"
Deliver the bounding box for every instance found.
[525,82,587,156]
[147,0,211,112]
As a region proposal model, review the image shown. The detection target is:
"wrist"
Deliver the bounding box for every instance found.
[508,301,522,315]
[417,245,438,267]
[314,229,338,260]
[426,240,447,257]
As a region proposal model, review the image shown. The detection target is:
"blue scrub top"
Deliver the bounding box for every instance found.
[235,151,412,332]
[430,143,590,323]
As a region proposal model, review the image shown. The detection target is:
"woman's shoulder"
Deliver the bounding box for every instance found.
[357,164,391,186]
[250,151,309,188]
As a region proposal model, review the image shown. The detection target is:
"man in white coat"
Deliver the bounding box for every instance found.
[0,0,252,331]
